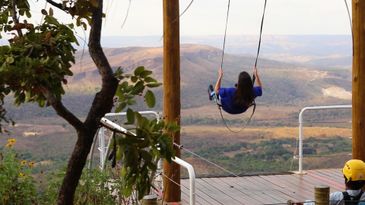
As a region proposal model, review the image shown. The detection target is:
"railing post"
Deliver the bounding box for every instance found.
[172,157,195,205]
[297,105,351,174]
[298,109,304,174]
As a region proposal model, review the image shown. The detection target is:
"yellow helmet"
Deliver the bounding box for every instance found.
[343,159,365,181]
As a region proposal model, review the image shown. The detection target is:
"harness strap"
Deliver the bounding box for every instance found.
[343,190,364,205]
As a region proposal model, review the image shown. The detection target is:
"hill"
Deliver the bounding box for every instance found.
[100,35,352,69]
[4,43,351,123]
[4,43,352,120]
[69,44,351,107]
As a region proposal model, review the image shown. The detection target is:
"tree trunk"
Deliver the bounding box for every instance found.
[57,130,93,204]
[56,0,118,204]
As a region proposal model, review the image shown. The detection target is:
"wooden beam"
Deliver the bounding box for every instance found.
[352,0,365,159]
[162,0,181,203]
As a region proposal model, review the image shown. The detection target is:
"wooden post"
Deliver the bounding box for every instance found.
[141,195,158,205]
[352,0,365,159]
[162,0,181,203]
[314,186,329,205]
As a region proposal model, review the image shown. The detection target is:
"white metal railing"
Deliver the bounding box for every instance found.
[96,111,160,170]
[297,105,352,174]
[89,111,160,169]
[172,157,196,205]
[104,111,160,119]
[90,111,196,205]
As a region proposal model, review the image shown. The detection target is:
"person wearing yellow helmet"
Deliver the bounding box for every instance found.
[330,159,365,205]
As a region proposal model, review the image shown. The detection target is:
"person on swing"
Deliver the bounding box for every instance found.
[209,67,263,114]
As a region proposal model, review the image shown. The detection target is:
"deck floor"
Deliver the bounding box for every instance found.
[181,169,344,205]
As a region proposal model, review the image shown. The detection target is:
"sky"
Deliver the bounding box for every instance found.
[25,0,352,37]
[98,0,353,36]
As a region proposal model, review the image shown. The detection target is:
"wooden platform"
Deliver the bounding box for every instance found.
[180,169,344,205]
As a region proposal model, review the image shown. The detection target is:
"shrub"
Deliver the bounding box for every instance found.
[0,138,37,205]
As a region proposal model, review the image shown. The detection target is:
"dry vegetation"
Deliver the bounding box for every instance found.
[182,125,351,141]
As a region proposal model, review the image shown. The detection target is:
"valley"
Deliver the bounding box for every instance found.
[1,37,353,176]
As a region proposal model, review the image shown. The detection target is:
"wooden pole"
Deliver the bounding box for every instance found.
[162,0,181,203]
[352,0,365,160]
[314,186,329,205]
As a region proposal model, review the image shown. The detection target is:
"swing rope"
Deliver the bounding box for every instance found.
[253,0,268,84]
[218,103,256,133]
[218,0,267,132]
[343,0,353,56]
[220,0,231,70]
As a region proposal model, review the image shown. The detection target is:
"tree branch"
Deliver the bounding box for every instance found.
[46,0,68,12]
[11,0,23,37]
[85,0,118,129]
[42,88,84,131]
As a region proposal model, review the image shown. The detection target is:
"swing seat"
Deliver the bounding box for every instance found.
[208,84,214,101]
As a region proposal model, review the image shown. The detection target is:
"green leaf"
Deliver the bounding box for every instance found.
[115,102,127,112]
[38,99,46,107]
[144,90,155,108]
[134,66,145,76]
[131,76,138,83]
[45,16,59,25]
[126,108,135,124]
[49,7,54,16]
[114,67,124,79]
[116,147,122,161]
[140,70,152,78]
[121,166,127,178]
[166,121,180,133]
[122,184,132,196]
[127,99,136,105]
[131,81,144,95]
[25,10,31,18]
[41,9,48,15]
[144,76,157,83]
[5,57,14,64]
[146,82,162,88]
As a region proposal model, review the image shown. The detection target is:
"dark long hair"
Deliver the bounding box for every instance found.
[233,71,254,107]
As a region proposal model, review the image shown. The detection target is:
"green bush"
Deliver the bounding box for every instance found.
[42,168,122,205]
[0,138,37,205]
[0,138,132,205]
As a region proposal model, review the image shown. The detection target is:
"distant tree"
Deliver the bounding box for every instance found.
[0,0,175,204]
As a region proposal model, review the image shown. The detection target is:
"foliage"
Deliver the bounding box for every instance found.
[0,1,79,133]
[110,66,176,200]
[0,0,31,36]
[0,10,77,107]
[187,137,351,176]
[0,138,37,205]
[0,140,145,205]
[114,66,161,112]
[42,168,123,205]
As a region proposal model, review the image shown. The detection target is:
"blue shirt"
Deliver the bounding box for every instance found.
[219,86,262,114]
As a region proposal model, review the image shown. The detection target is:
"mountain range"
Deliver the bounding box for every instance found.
[69,43,351,107]
[5,37,352,121]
